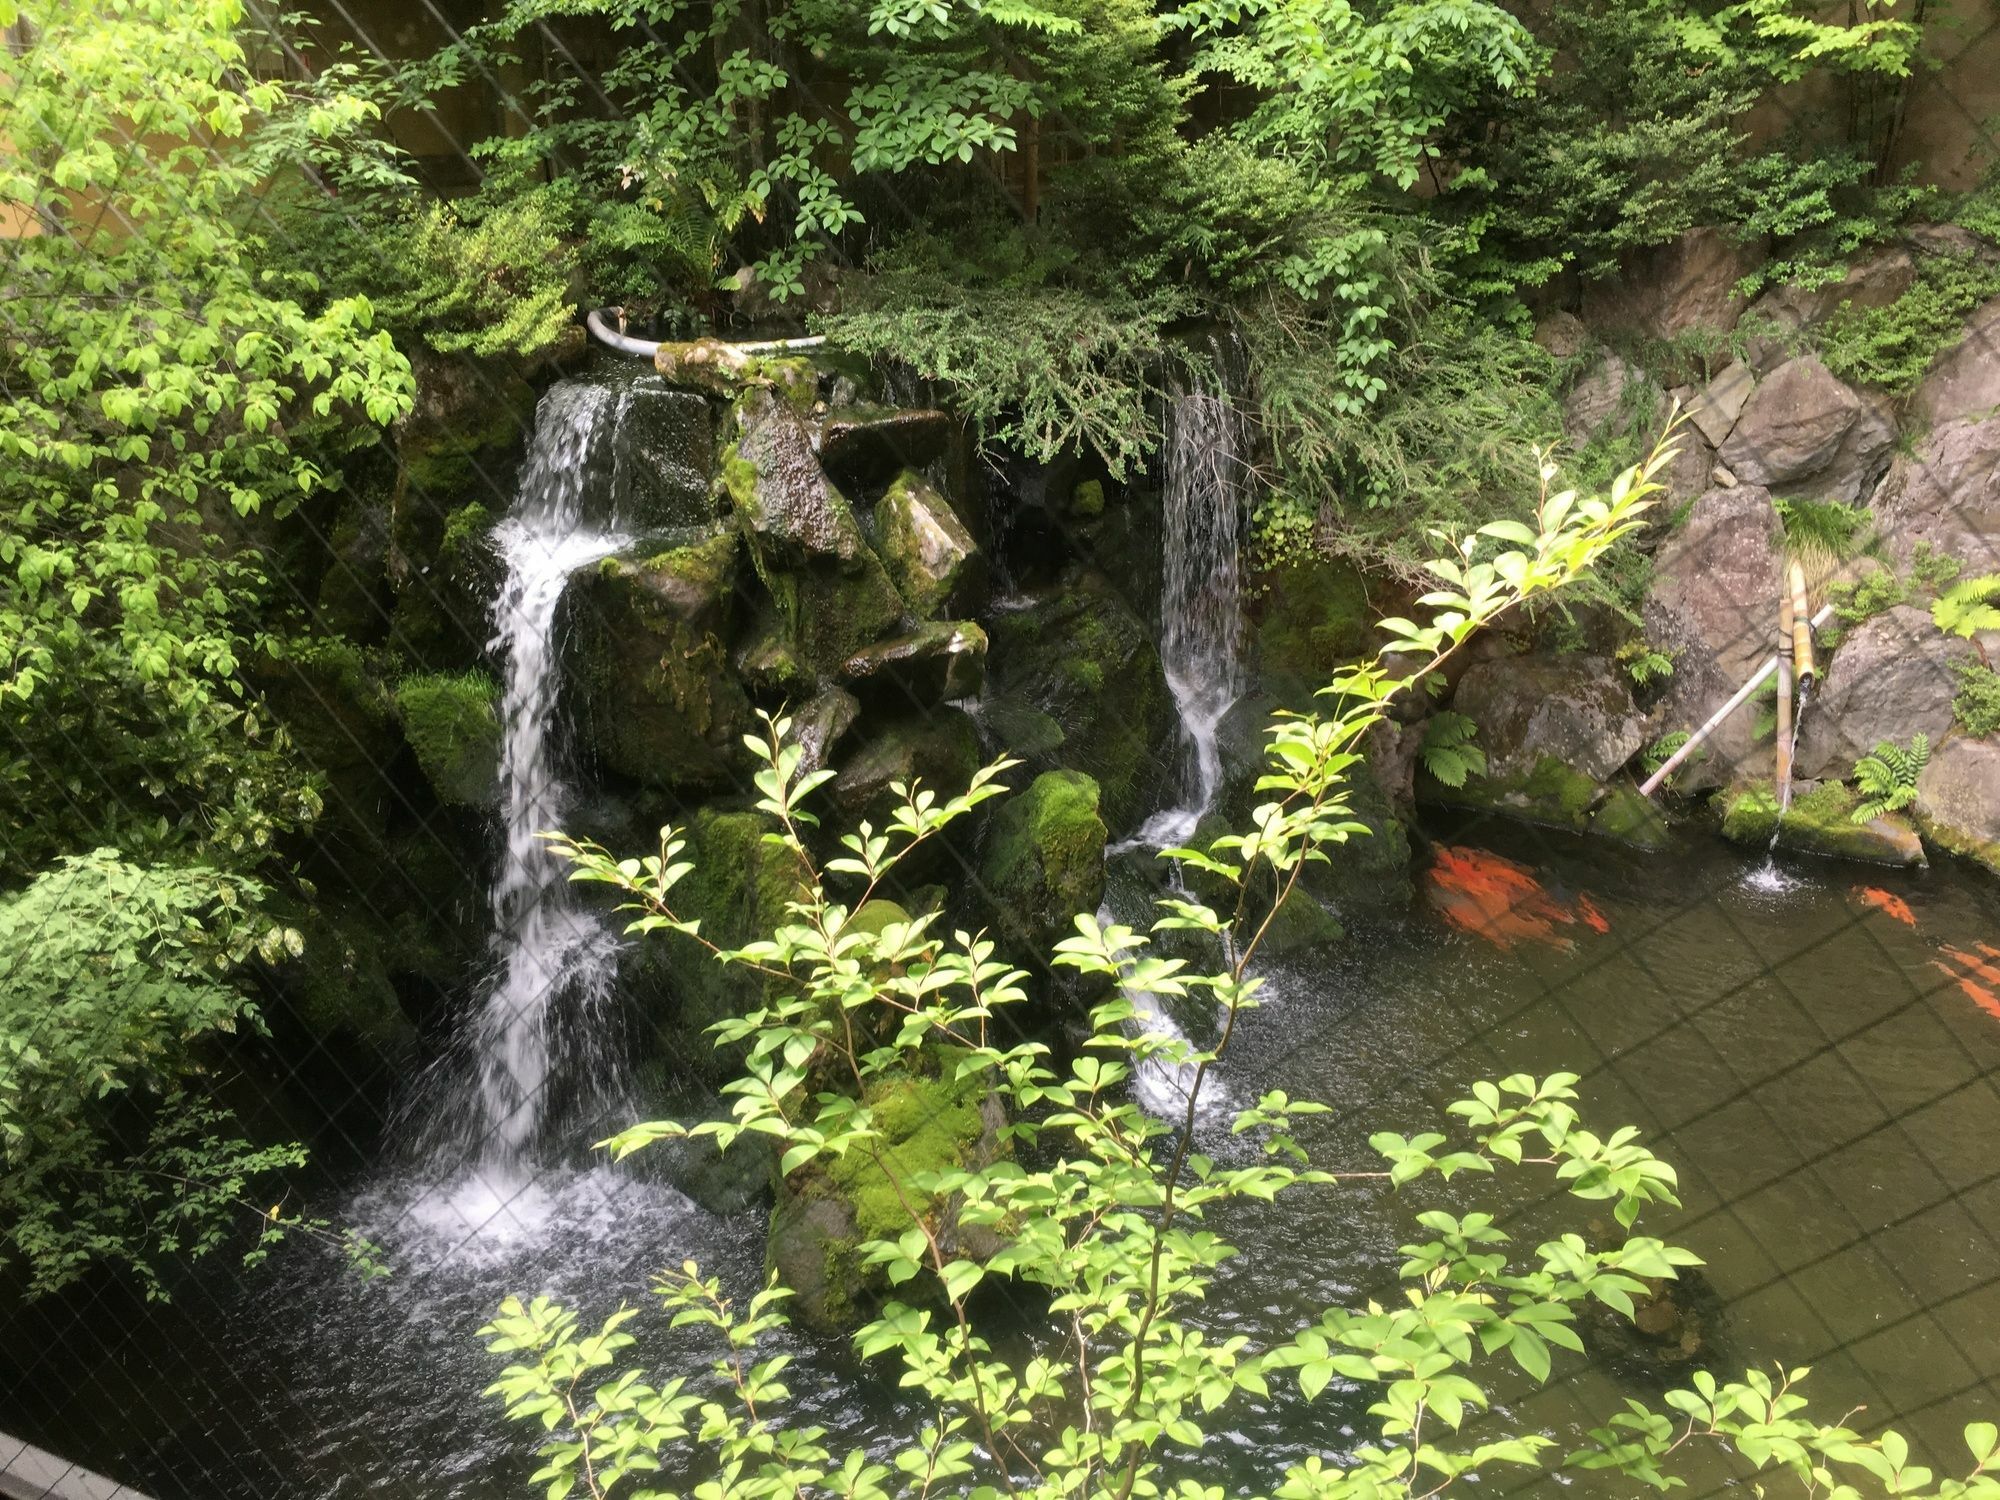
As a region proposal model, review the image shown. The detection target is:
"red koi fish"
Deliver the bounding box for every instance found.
[1942,945,2000,989]
[1576,894,1611,935]
[1853,886,1916,928]
[1425,846,1575,952]
[1933,959,2000,1022]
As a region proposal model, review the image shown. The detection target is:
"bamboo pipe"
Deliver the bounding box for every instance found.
[1638,602,1837,797]
[1775,590,1796,811]
[1789,560,1817,684]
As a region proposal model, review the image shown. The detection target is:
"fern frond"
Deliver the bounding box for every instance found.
[1850,733,1928,822]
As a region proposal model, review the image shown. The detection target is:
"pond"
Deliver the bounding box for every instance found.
[6,819,2000,1498]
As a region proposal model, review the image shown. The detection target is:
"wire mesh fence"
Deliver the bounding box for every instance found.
[5,3,2000,1497]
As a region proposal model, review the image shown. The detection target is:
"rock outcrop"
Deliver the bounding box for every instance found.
[977,770,1108,953]
[1871,414,2000,573]
[1452,655,1648,784]
[1793,606,1973,781]
[1916,736,2000,872]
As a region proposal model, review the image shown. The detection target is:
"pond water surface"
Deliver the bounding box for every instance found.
[7,819,2000,1499]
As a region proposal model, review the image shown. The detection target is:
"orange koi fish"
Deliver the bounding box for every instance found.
[1853,886,1916,928]
[1576,894,1611,935]
[1942,945,2000,989]
[1425,846,1575,952]
[1933,959,2000,1022]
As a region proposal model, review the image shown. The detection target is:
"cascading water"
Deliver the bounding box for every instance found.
[1127,370,1251,850]
[421,382,633,1189]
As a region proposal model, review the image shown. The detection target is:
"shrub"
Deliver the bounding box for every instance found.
[1819,252,2000,396]
[1952,659,2000,738]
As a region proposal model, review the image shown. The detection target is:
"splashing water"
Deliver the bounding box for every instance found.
[1126,373,1250,850]
[424,382,634,1188]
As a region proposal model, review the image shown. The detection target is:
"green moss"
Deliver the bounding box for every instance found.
[1590,784,1672,850]
[825,1050,988,1244]
[438,502,494,564]
[1257,889,1346,954]
[1428,754,1599,830]
[979,770,1108,948]
[1255,559,1372,708]
[394,671,502,807]
[1071,478,1105,517]
[1722,780,1923,864]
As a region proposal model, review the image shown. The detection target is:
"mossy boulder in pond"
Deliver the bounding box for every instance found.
[1589,784,1672,850]
[565,531,752,790]
[871,469,983,619]
[1422,753,1600,831]
[840,620,987,706]
[978,770,1108,952]
[1720,781,1925,866]
[1255,558,1373,708]
[986,569,1176,830]
[394,670,502,808]
[767,1051,1006,1331]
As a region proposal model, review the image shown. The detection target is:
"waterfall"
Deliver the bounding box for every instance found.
[433,382,633,1175]
[1128,370,1251,849]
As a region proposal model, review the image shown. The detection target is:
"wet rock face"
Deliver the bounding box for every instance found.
[1643,484,1786,789]
[870,469,983,620]
[818,406,953,495]
[840,620,988,706]
[1452,655,1647,784]
[1793,606,1972,782]
[565,530,752,789]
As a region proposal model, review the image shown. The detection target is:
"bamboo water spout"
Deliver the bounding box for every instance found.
[1776,589,1796,813]
[1789,561,1817,685]
[1638,601,1837,798]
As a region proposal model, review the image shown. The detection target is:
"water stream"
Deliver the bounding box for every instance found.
[1126,372,1251,850]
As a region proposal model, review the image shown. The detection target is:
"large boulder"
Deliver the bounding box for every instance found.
[840,620,988,706]
[1916,735,2000,872]
[1690,360,1756,448]
[1870,415,2000,572]
[870,469,983,620]
[1718,357,1864,489]
[1792,606,1972,780]
[767,1055,1006,1331]
[606,385,715,530]
[985,570,1178,830]
[565,530,752,789]
[1581,228,1763,341]
[1451,655,1648,784]
[1643,485,1787,788]
[977,770,1108,953]
[830,708,982,823]
[725,390,908,675]
[1253,557,1373,708]
[393,670,502,808]
[1911,296,2000,429]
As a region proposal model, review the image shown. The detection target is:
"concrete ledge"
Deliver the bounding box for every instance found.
[0,1432,152,1500]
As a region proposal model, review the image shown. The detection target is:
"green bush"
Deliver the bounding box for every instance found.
[1819,251,2000,396]
[1952,659,2000,737]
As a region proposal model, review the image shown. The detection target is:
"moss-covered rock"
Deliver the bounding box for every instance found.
[724,391,907,676]
[274,903,420,1084]
[871,469,983,620]
[1422,753,1601,830]
[820,407,954,495]
[566,530,752,789]
[767,1050,1005,1331]
[840,620,988,705]
[1589,783,1673,850]
[979,770,1108,952]
[1720,781,1925,866]
[830,709,982,825]
[1257,889,1347,955]
[1254,558,1373,708]
[986,569,1176,830]
[633,808,815,1074]
[394,670,502,807]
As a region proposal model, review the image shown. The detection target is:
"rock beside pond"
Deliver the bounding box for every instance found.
[1793,605,1971,781]
[1452,655,1647,783]
[979,770,1108,953]
[1720,782,1925,866]
[1916,736,2000,874]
